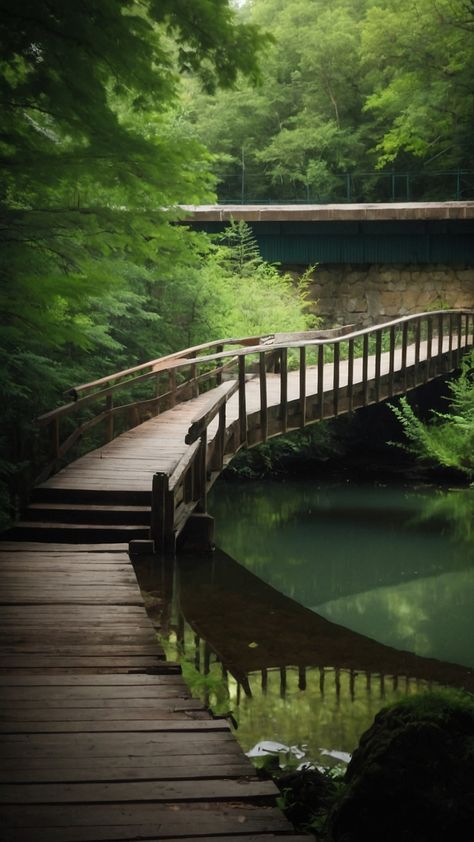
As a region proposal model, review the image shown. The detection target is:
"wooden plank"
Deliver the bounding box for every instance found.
[0,805,292,840]
[0,778,277,803]
[0,719,231,733]
[0,674,181,686]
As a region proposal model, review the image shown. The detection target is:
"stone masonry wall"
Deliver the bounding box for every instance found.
[294,264,474,327]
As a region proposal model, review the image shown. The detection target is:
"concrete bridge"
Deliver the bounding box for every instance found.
[183,203,474,325]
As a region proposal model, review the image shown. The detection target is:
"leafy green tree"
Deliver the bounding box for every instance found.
[0,0,268,522]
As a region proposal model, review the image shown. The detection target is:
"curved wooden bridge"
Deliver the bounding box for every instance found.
[1,309,472,841]
[24,308,473,554]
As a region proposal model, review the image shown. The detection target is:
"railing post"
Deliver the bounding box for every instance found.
[318,344,325,420]
[426,316,433,382]
[259,351,268,442]
[280,347,288,433]
[215,344,224,386]
[437,312,444,374]
[238,356,247,446]
[210,404,226,471]
[388,326,395,397]
[362,333,369,406]
[414,319,421,385]
[448,313,454,370]
[456,312,462,367]
[168,368,177,408]
[151,471,174,557]
[375,330,382,403]
[347,338,354,411]
[196,429,208,513]
[333,341,340,416]
[299,346,306,427]
[190,352,199,398]
[402,322,408,391]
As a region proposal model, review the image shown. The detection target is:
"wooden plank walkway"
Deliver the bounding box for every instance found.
[0,543,303,841]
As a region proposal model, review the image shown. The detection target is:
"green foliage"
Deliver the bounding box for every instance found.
[0,0,271,520]
[389,351,474,477]
[386,688,474,722]
[180,0,474,199]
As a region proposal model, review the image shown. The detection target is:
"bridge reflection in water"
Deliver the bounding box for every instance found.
[134,547,473,766]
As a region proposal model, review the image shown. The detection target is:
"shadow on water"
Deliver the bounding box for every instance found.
[133,482,473,766]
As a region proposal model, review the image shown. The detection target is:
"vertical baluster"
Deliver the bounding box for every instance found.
[105,394,114,441]
[190,352,199,398]
[298,665,307,691]
[211,404,226,471]
[448,312,454,370]
[318,344,325,420]
[389,325,395,397]
[456,311,462,367]
[348,337,354,411]
[196,430,208,513]
[151,471,167,556]
[280,347,288,433]
[363,333,369,406]
[261,668,268,693]
[414,319,421,385]
[333,342,340,416]
[280,667,287,699]
[426,316,433,381]
[215,344,224,386]
[402,322,408,391]
[259,351,268,442]
[437,312,444,374]
[238,355,247,446]
[299,346,306,427]
[375,329,382,403]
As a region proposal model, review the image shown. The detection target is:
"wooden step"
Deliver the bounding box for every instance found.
[25,504,150,526]
[32,488,152,506]
[4,523,149,544]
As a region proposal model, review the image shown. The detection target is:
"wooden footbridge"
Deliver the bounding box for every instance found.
[0,309,472,841]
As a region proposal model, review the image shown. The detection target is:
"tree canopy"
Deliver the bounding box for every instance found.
[181,0,474,201]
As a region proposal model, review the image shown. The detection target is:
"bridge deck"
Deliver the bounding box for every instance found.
[0,543,299,841]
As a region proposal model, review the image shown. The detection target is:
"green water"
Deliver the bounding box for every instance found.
[209,480,474,669]
[157,480,473,768]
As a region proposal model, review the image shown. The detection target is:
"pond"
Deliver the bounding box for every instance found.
[155,479,474,770]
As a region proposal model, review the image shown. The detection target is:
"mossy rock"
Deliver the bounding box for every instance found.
[329,690,474,842]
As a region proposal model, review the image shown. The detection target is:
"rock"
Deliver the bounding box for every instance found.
[329,691,474,842]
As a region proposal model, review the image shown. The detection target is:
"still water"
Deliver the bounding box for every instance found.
[159,480,474,768]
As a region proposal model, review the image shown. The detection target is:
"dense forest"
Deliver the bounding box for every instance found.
[183,0,474,202]
[1,0,473,523]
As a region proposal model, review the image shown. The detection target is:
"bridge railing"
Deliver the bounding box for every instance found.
[148,309,472,554]
[35,326,346,482]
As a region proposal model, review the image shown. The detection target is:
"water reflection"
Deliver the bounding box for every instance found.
[133,480,474,767]
[209,480,474,667]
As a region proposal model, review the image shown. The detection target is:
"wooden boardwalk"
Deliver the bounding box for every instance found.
[0,543,303,841]
[1,310,472,840]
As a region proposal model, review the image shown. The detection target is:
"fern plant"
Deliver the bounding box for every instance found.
[390,350,474,478]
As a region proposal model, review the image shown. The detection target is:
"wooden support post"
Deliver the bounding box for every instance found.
[426,316,432,381]
[279,666,287,699]
[348,338,354,411]
[298,666,307,691]
[151,472,167,556]
[261,668,268,693]
[215,344,224,386]
[105,394,114,442]
[238,356,247,446]
[363,333,369,406]
[299,346,306,427]
[280,347,288,433]
[259,352,268,442]
[210,404,226,471]
[388,326,395,397]
[414,319,421,385]
[456,311,462,367]
[448,312,454,370]
[318,344,324,420]
[190,352,199,398]
[402,322,408,391]
[333,342,340,416]
[196,429,208,513]
[375,330,382,403]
